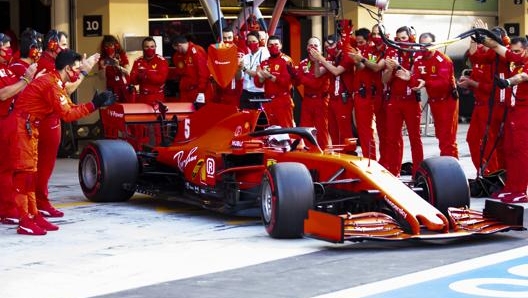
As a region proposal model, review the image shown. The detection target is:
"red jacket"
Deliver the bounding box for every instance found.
[326,58,347,98]
[254,53,294,98]
[411,50,455,100]
[337,54,355,93]
[130,54,169,97]
[295,58,330,97]
[15,71,94,122]
[0,64,20,117]
[469,46,514,103]
[99,52,130,90]
[513,64,528,105]
[469,61,492,104]
[9,59,30,78]
[173,42,209,94]
[354,44,384,92]
[385,47,415,98]
[37,51,56,73]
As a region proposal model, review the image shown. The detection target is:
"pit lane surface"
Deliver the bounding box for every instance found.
[1,123,527,298]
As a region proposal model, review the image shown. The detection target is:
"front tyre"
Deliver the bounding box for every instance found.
[414,156,470,216]
[260,162,314,239]
[79,140,138,202]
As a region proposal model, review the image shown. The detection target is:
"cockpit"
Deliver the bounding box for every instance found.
[265,125,292,151]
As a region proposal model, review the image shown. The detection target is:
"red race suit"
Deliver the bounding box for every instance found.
[384,47,423,176]
[411,50,459,158]
[326,55,354,146]
[172,42,210,103]
[0,64,21,220]
[13,71,96,217]
[130,54,169,105]
[294,58,332,148]
[255,53,296,128]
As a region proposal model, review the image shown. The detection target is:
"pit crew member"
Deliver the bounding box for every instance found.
[0,33,37,225]
[171,35,208,103]
[255,35,295,128]
[130,37,169,105]
[382,26,424,176]
[13,50,116,235]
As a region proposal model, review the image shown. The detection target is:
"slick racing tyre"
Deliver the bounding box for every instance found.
[79,140,138,202]
[260,162,314,239]
[414,156,470,216]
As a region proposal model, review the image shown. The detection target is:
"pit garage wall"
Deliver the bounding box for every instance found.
[74,0,148,125]
[499,0,527,37]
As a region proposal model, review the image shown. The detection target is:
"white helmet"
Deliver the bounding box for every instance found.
[266,125,291,151]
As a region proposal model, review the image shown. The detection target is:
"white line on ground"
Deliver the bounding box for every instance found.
[313,245,528,298]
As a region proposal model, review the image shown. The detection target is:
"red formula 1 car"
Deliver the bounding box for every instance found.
[78,102,524,242]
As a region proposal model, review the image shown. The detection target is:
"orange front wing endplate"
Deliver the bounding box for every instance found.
[304,200,525,243]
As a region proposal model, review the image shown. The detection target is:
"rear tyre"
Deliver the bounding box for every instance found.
[78,140,138,202]
[260,162,314,239]
[414,156,470,216]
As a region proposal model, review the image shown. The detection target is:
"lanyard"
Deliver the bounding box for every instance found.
[249,50,263,70]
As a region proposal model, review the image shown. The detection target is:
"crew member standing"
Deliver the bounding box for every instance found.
[238,31,269,109]
[36,30,68,73]
[171,35,208,103]
[294,37,332,148]
[215,27,243,106]
[467,22,513,172]
[33,30,98,217]
[129,37,169,148]
[320,35,354,145]
[365,24,389,165]
[382,26,424,176]
[9,28,42,78]
[33,29,70,217]
[457,54,499,176]
[130,37,168,105]
[98,35,131,103]
[348,28,378,160]
[480,35,528,203]
[410,32,459,158]
[13,50,115,235]
[0,33,37,225]
[255,35,295,128]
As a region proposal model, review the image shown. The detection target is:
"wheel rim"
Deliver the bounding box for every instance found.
[261,178,273,223]
[415,174,430,202]
[81,153,99,190]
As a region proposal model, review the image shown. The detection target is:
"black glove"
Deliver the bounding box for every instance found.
[494,75,511,89]
[92,90,116,108]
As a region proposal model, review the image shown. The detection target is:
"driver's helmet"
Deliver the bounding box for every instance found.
[266,125,291,151]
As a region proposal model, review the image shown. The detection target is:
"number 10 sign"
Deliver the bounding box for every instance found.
[83,15,102,37]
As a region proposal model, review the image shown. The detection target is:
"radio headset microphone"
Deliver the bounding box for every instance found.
[349,0,390,10]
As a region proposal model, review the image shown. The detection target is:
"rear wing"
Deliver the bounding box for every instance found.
[100,102,195,140]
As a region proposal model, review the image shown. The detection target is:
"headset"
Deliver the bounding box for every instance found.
[395,26,416,43]
[0,33,10,45]
[44,29,60,52]
[20,36,40,60]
